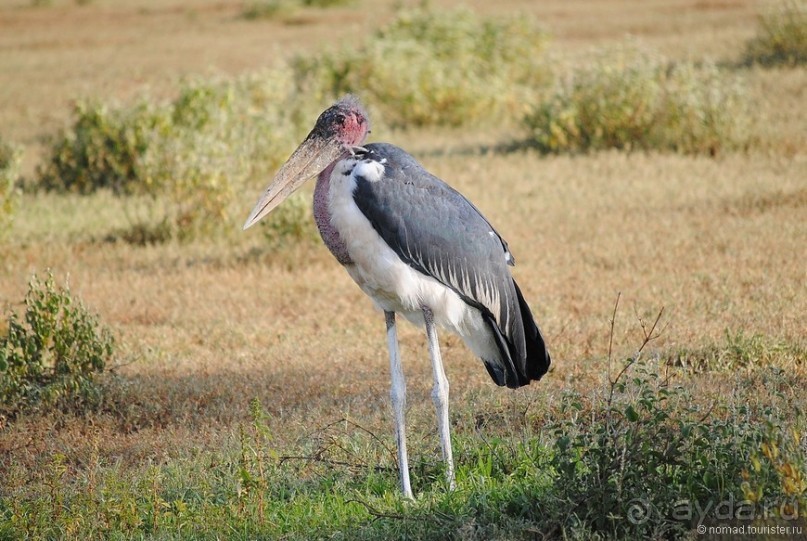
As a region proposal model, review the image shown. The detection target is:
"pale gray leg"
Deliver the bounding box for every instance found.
[385,311,413,499]
[422,306,456,490]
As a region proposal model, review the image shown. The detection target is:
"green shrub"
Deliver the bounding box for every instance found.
[0,272,115,420]
[743,0,807,66]
[523,46,751,155]
[0,138,21,236]
[294,6,550,127]
[154,72,315,239]
[37,70,308,241]
[38,100,169,195]
[545,363,801,538]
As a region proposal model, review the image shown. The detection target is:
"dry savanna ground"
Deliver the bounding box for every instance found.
[0,0,805,539]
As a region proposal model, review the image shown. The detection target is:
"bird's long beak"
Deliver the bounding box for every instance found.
[243,133,344,230]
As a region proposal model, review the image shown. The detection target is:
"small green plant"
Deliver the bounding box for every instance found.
[236,399,277,523]
[0,138,22,237]
[294,5,550,127]
[523,46,751,155]
[0,272,115,420]
[743,0,807,66]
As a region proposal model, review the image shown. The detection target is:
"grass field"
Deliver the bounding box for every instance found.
[1,0,806,539]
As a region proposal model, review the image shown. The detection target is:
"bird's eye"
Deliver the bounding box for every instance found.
[335,113,346,125]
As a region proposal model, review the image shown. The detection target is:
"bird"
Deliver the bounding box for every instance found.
[243,95,550,498]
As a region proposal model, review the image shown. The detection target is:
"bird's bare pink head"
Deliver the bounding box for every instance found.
[243,95,370,230]
[312,95,370,148]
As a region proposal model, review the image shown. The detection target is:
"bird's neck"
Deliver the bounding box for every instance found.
[313,159,353,265]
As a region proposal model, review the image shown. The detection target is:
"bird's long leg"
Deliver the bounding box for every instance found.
[385,311,414,499]
[422,306,456,490]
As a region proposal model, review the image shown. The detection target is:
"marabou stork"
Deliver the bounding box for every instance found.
[243,96,550,498]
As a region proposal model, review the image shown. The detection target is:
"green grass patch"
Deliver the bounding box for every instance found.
[523,46,752,155]
[743,0,807,67]
[294,5,551,128]
[0,272,115,422]
[3,362,803,539]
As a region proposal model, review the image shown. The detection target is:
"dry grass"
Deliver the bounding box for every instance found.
[0,0,806,538]
[3,146,804,462]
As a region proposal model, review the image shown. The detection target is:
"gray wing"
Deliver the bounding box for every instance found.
[351,143,528,378]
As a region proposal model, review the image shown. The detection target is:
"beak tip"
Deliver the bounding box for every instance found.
[242,217,257,231]
[242,211,260,231]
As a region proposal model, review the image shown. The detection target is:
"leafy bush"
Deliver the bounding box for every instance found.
[37,101,169,195]
[523,46,751,155]
[37,71,308,241]
[743,0,807,66]
[0,272,115,420]
[544,363,801,538]
[0,138,22,236]
[294,6,550,127]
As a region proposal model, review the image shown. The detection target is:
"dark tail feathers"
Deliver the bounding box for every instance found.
[481,280,551,389]
[513,280,551,383]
